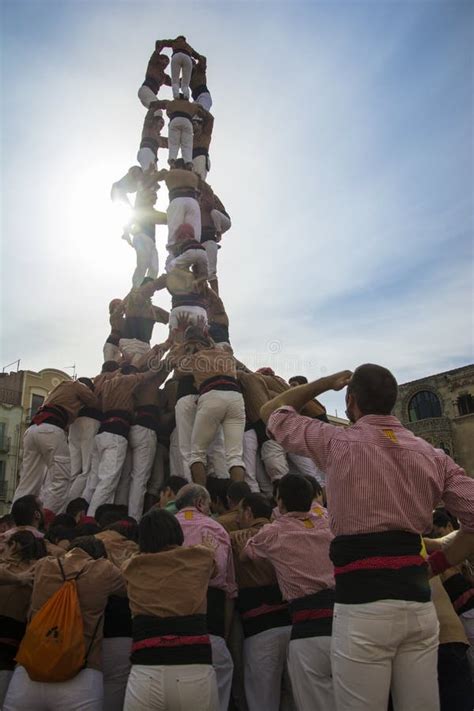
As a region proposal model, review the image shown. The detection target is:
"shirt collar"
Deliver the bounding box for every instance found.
[281,511,313,520]
[354,414,403,428]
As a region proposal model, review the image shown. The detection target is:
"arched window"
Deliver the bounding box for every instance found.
[408,391,442,422]
[457,394,474,416]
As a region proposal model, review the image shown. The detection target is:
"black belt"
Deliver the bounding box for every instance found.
[172,48,191,57]
[169,111,192,122]
[139,137,159,153]
[143,76,160,94]
[192,147,209,159]
[169,188,197,201]
[191,83,209,100]
[200,227,217,243]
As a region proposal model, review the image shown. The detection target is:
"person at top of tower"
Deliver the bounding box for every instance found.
[136,107,168,173]
[155,36,202,100]
[138,42,172,109]
[190,54,212,111]
[192,107,214,181]
[122,188,167,289]
[154,97,206,169]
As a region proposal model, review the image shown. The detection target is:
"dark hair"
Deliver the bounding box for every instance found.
[206,478,231,509]
[277,474,313,512]
[45,525,77,545]
[121,364,138,375]
[347,364,398,416]
[68,535,107,560]
[66,498,89,518]
[74,522,102,537]
[175,158,186,169]
[241,494,273,520]
[101,361,120,373]
[289,375,308,385]
[77,377,94,390]
[227,481,252,506]
[160,476,188,496]
[94,504,127,527]
[138,508,184,553]
[0,514,14,528]
[51,513,77,529]
[105,519,139,542]
[11,495,41,526]
[99,509,130,529]
[432,508,458,530]
[8,530,48,561]
[301,475,323,500]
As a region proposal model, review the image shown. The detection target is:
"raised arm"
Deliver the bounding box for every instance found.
[260,371,352,424]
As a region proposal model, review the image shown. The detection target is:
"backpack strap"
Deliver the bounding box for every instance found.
[83,614,103,666]
[57,557,86,582]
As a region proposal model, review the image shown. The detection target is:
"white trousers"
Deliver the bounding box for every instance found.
[167,197,201,247]
[331,600,440,711]
[169,305,208,332]
[193,154,209,181]
[87,432,129,517]
[288,636,334,711]
[195,91,213,111]
[3,665,103,711]
[124,663,218,710]
[102,637,132,711]
[211,209,231,234]
[244,626,292,711]
[138,84,157,108]
[261,439,289,481]
[191,391,245,471]
[167,248,209,279]
[68,416,101,500]
[168,117,193,163]
[137,147,157,172]
[203,240,218,280]
[255,452,274,497]
[82,439,99,503]
[242,429,260,492]
[210,635,234,711]
[103,341,121,363]
[14,423,71,513]
[119,338,151,366]
[0,670,12,708]
[175,395,228,480]
[132,234,159,289]
[169,427,187,480]
[146,442,168,497]
[127,425,157,521]
[171,52,193,99]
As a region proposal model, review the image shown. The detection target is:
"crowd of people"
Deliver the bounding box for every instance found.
[1,34,474,711]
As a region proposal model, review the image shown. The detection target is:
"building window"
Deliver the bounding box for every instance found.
[408,391,442,422]
[457,394,474,416]
[0,460,6,499]
[30,394,45,418]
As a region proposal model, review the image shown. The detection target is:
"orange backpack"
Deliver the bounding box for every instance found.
[16,558,92,682]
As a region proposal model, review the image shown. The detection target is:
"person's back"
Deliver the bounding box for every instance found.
[3,536,125,711]
[263,363,474,711]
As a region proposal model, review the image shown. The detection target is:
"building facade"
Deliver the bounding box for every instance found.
[393,364,474,475]
[0,369,72,514]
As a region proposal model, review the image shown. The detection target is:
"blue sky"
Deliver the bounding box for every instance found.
[1,0,472,415]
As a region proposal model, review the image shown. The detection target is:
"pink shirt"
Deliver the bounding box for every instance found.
[268,407,474,537]
[244,512,334,601]
[176,507,237,599]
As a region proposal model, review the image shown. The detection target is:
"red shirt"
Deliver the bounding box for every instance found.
[267,407,474,537]
[244,511,334,601]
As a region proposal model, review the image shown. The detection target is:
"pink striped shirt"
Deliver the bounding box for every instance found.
[176,507,237,598]
[244,512,335,601]
[267,408,474,537]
